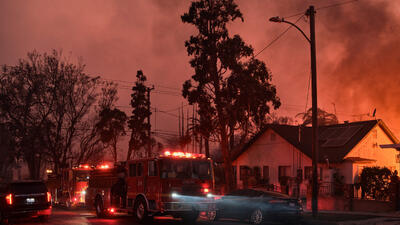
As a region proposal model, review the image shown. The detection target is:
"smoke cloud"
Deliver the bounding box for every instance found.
[0,0,399,141]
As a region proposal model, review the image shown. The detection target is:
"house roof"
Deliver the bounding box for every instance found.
[232,119,399,163]
[343,157,376,163]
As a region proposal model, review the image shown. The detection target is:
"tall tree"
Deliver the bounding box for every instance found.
[76,82,120,165]
[0,50,111,178]
[128,70,151,160]
[296,107,339,126]
[0,51,58,179]
[181,0,280,192]
[44,51,100,175]
[0,123,16,180]
[96,107,127,162]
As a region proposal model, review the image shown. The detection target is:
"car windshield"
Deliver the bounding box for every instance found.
[226,189,264,197]
[11,182,47,194]
[263,191,290,198]
[160,159,211,179]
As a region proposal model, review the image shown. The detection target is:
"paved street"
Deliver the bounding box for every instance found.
[7,207,400,225]
[6,207,252,225]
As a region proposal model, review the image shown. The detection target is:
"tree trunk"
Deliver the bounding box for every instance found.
[220,128,233,193]
[205,137,210,158]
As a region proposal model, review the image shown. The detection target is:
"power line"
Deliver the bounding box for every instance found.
[254,15,304,58]
[284,0,360,19]
[316,0,359,11]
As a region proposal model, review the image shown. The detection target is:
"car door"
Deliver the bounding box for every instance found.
[218,189,248,218]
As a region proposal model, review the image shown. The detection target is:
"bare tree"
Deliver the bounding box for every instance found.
[0,50,110,178]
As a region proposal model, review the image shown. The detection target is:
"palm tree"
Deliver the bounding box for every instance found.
[296,108,338,126]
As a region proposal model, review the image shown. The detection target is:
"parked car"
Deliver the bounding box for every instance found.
[0,180,52,223]
[215,188,303,224]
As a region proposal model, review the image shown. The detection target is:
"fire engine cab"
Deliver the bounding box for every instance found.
[86,151,216,223]
[47,164,92,207]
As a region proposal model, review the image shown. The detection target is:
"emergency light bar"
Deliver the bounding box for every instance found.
[98,164,110,169]
[162,151,205,159]
[72,164,93,170]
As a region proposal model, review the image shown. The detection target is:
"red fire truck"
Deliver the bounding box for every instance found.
[47,164,92,207]
[86,151,216,223]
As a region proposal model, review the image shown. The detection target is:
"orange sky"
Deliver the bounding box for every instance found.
[1,0,399,151]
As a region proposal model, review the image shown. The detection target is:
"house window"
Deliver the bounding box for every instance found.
[263,166,269,180]
[270,133,276,141]
[129,163,136,177]
[240,166,250,181]
[278,166,291,178]
[253,166,261,184]
[304,166,312,180]
[148,160,157,176]
[263,166,269,184]
[232,166,237,186]
[137,163,143,176]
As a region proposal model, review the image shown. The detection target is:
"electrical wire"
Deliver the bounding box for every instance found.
[254,15,305,58]
[316,0,359,11]
[284,0,360,19]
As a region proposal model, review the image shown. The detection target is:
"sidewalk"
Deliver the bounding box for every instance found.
[303,210,400,225]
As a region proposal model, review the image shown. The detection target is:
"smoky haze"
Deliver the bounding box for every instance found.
[317,0,400,132]
[0,0,399,153]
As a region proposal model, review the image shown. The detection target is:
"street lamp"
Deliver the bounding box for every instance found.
[270,6,319,217]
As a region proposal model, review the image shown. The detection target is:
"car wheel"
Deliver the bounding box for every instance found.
[39,215,49,222]
[95,199,104,218]
[207,210,217,221]
[134,197,148,223]
[250,208,264,225]
[213,210,221,221]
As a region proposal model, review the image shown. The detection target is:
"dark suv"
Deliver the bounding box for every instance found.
[0,180,52,223]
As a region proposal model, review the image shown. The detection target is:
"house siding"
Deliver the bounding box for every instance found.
[232,129,312,190]
[345,125,399,180]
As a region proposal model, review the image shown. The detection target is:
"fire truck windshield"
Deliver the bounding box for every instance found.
[160,159,211,179]
[75,170,90,181]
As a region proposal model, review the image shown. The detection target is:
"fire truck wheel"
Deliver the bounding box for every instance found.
[95,199,104,218]
[133,197,148,223]
[182,211,199,223]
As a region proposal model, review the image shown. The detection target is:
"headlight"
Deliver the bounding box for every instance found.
[206,193,213,198]
[171,192,179,198]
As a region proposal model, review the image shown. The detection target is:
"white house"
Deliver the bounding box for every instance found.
[231,120,399,198]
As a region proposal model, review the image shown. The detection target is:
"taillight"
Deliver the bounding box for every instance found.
[107,208,115,214]
[47,192,51,202]
[5,193,13,205]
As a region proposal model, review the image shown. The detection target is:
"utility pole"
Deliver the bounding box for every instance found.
[270,6,319,217]
[147,86,154,158]
[307,5,319,218]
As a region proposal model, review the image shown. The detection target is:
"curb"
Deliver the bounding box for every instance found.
[336,217,398,225]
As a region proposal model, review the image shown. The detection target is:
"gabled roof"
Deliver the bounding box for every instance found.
[232,120,399,163]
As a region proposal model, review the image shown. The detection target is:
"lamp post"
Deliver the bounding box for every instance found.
[270,6,319,217]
